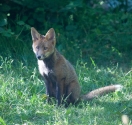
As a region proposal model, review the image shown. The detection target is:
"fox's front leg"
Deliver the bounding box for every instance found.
[56,79,65,106]
[56,84,61,105]
[48,72,64,106]
[43,74,52,96]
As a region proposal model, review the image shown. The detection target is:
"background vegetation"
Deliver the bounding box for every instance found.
[0,0,132,124]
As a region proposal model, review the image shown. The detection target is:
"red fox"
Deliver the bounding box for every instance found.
[31,27,123,106]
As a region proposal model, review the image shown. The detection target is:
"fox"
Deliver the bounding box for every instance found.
[31,27,123,106]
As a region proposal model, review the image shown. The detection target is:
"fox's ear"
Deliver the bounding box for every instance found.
[31,27,40,41]
[45,28,55,41]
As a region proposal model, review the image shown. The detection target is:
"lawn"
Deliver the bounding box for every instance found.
[0,36,132,125]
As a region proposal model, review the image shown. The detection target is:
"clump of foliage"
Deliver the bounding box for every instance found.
[1,0,132,67]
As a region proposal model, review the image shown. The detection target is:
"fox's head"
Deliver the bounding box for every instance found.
[31,27,56,60]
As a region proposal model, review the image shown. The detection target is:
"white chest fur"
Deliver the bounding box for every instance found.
[38,60,49,76]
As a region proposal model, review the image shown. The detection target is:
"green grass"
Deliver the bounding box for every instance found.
[0,36,132,125]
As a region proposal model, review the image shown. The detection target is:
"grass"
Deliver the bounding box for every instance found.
[0,36,132,125]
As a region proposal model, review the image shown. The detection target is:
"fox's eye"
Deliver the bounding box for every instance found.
[36,46,39,49]
[44,47,48,50]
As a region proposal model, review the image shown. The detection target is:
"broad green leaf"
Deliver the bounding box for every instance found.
[17,21,25,25]
[0,19,7,26]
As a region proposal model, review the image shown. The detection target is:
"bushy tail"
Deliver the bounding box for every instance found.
[81,84,123,101]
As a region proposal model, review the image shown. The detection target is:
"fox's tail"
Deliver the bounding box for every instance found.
[81,84,123,101]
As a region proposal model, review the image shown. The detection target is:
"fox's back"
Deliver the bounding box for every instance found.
[54,50,79,85]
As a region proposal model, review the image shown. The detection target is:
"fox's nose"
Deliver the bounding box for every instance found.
[37,56,41,60]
